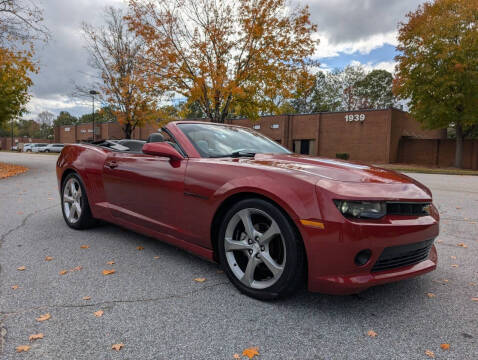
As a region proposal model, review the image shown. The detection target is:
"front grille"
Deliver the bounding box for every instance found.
[386,202,430,216]
[371,239,434,272]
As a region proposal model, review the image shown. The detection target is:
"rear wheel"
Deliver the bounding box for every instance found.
[218,198,305,300]
[61,173,97,229]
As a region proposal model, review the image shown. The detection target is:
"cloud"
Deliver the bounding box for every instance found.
[25,0,126,119]
[303,0,424,44]
[349,60,397,74]
[24,0,422,119]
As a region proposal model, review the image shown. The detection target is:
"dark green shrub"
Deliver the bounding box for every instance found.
[336,153,350,160]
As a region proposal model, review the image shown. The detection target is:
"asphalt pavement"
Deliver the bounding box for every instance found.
[0,152,477,360]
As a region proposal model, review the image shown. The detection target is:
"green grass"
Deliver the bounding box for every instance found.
[377,164,478,176]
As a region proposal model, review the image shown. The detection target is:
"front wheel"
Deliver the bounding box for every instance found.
[218,198,305,300]
[61,173,97,229]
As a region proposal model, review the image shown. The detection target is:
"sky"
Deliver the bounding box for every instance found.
[25,0,425,120]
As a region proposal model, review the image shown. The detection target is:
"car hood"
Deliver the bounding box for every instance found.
[234,153,411,184]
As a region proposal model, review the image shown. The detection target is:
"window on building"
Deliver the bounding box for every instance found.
[271,124,279,129]
[253,124,261,130]
[293,139,315,155]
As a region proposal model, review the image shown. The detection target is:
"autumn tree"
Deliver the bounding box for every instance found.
[0,47,36,126]
[394,0,478,168]
[0,0,47,127]
[127,0,318,123]
[355,70,396,109]
[0,0,49,45]
[82,7,158,139]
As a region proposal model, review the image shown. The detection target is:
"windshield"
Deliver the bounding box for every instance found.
[178,123,290,158]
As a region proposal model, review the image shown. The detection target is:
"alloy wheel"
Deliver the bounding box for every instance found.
[63,178,82,224]
[224,208,286,289]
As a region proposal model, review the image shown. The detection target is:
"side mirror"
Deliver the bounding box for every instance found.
[142,142,183,161]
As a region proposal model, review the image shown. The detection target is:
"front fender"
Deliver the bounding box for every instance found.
[212,175,320,221]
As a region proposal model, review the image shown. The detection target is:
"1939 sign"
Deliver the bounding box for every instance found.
[345,114,365,122]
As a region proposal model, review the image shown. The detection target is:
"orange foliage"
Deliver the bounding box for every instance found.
[127,0,318,122]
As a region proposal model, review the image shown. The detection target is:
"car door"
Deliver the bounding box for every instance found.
[102,139,187,238]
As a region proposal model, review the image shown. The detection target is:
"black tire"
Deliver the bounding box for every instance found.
[218,198,305,300]
[45,150,50,153]
[61,172,98,229]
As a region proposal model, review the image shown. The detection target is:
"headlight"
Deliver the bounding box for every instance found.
[334,200,386,219]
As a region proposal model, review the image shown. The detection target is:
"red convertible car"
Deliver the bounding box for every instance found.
[56,121,439,299]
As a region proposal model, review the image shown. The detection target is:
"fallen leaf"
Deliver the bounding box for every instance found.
[17,266,26,271]
[94,310,104,317]
[11,285,19,290]
[36,313,51,322]
[470,282,477,286]
[80,245,89,249]
[194,277,206,283]
[436,239,443,243]
[16,345,31,353]
[242,347,259,359]
[102,269,116,275]
[425,350,435,358]
[72,266,82,271]
[59,270,68,275]
[367,330,378,337]
[440,343,450,350]
[456,207,461,209]
[106,260,115,265]
[48,197,53,200]
[217,270,224,274]
[29,333,44,341]
[450,256,457,260]
[136,246,144,250]
[45,256,54,261]
[233,354,240,359]
[153,256,159,259]
[451,264,459,268]
[17,211,23,215]
[112,343,124,351]
[82,296,91,301]
[457,243,468,248]
[426,293,436,298]
[472,297,478,302]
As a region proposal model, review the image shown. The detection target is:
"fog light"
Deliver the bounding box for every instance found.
[355,249,372,266]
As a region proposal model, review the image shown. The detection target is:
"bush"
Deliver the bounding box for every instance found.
[336,153,349,160]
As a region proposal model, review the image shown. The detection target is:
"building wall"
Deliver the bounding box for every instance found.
[389,109,446,163]
[398,138,478,170]
[317,110,391,163]
[47,109,458,166]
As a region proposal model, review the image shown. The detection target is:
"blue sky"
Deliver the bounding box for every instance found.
[25,0,425,119]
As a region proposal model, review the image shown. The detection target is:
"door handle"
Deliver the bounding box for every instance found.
[105,161,118,169]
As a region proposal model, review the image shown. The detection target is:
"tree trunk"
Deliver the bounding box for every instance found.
[455,123,464,168]
[123,122,132,139]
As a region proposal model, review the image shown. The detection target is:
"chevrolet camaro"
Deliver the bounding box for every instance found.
[56,121,439,299]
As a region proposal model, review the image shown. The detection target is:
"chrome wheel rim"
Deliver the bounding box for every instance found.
[224,208,286,289]
[63,178,82,224]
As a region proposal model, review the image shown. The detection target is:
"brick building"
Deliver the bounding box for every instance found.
[5,107,475,169]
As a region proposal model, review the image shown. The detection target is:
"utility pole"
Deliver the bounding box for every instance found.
[11,117,14,150]
[89,90,99,142]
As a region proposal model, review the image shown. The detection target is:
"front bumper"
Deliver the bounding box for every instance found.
[300,208,439,295]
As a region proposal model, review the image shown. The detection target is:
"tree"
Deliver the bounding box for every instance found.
[127,0,318,123]
[53,111,78,127]
[394,0,478,168]
[37,111,55,125]
[82,7,158,139]
[0,0,49,45]
[355,70,396,109]
[0,47,36,126]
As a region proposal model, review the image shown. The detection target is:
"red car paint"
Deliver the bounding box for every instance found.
[56,121,439,295]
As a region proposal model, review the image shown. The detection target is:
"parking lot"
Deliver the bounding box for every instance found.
[0,152,477,359]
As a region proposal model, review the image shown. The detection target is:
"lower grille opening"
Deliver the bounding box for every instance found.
[372,239,434,272]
